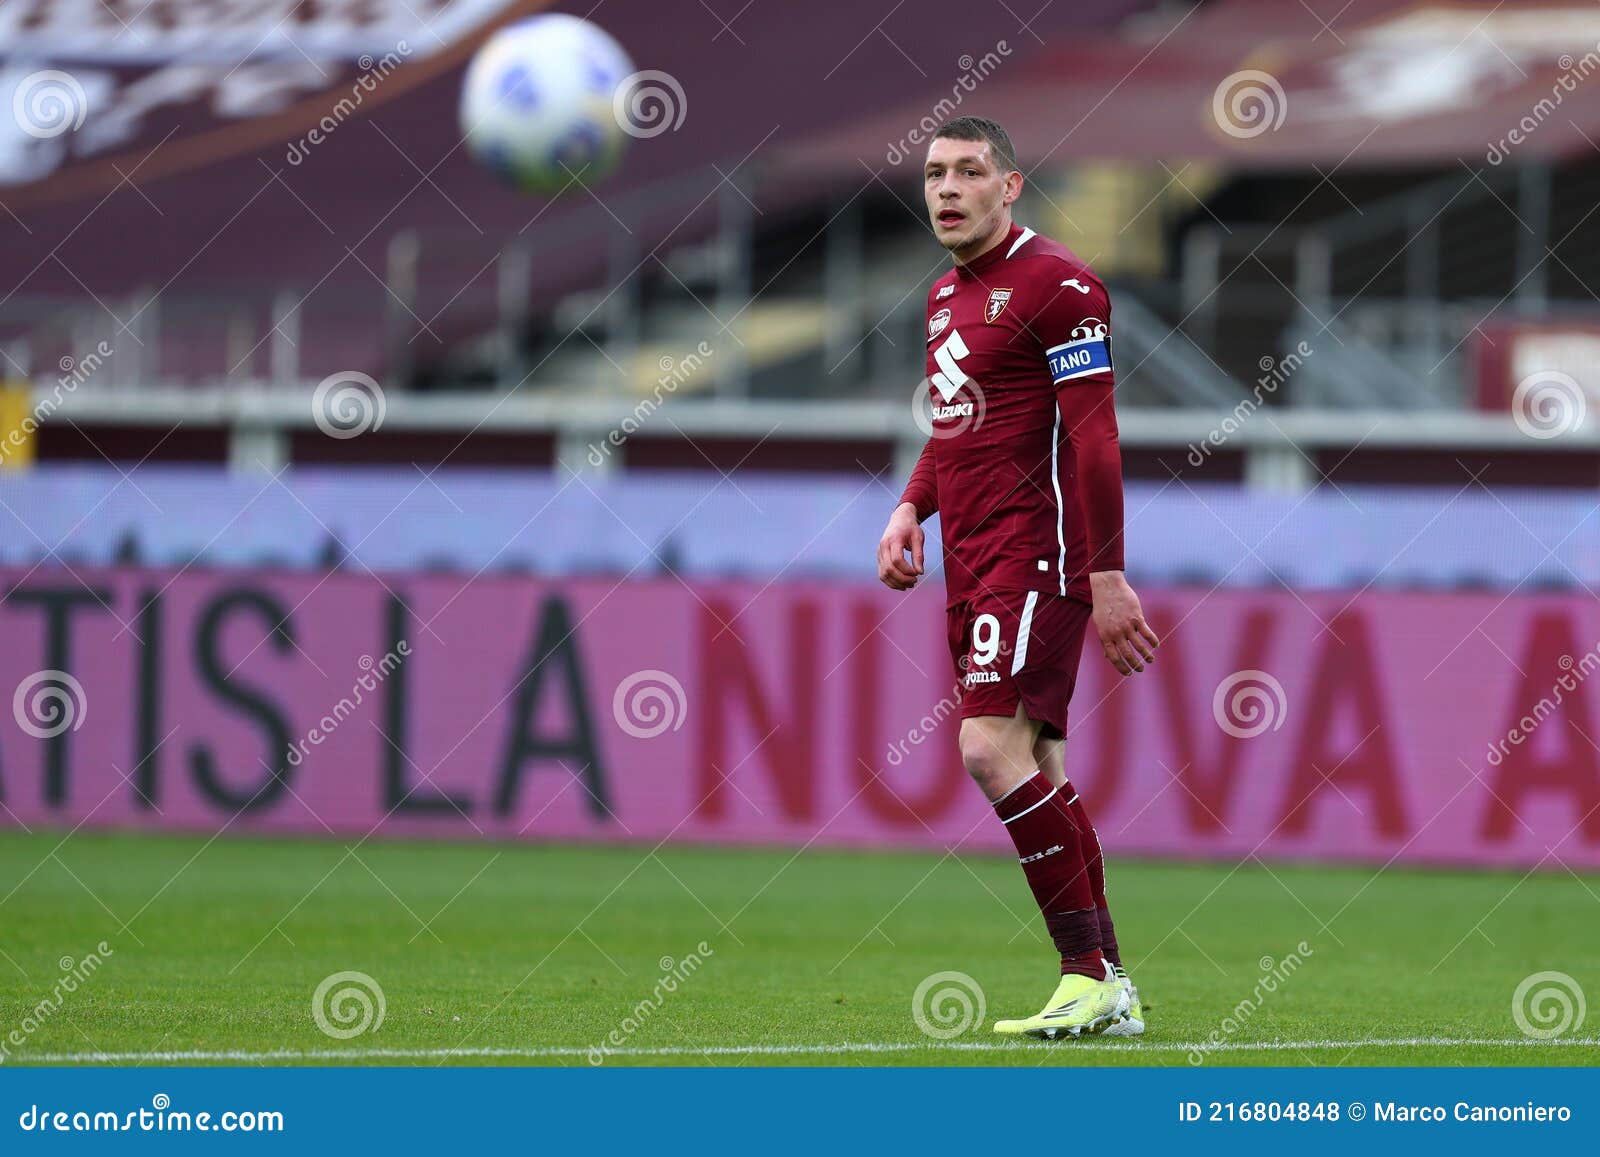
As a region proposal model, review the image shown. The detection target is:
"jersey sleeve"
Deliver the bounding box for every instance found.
[1032,272,1124,573]
[898,438,938,522]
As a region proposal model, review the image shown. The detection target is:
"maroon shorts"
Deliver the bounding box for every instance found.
[946,590,1093,739]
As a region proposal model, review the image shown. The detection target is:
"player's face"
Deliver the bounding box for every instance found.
[923,138,1020,260]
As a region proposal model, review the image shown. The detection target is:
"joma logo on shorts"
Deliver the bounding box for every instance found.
[1019,844,1063,864]
[964,670,1000,685]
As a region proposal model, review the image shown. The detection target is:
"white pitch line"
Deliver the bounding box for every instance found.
[14,1037,1600,1064]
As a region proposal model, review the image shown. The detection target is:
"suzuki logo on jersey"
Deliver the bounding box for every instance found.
[931,329,971,402]
[984,288,1013,323]
[1047,319,1113,384]
[928,307,952,340]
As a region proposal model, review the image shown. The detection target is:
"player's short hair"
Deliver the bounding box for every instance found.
[932,116,1018,173]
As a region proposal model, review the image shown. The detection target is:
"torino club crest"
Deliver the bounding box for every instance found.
[984,288,1012,323]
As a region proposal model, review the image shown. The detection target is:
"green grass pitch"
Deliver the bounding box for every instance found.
[1,830,1597,1066]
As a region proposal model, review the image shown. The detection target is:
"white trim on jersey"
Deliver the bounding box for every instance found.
[1011,591,1039,675]
[1050,407,1067,596]
[1006,227,1035,258]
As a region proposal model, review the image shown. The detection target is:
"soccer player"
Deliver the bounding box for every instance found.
[876,116,1159,1039]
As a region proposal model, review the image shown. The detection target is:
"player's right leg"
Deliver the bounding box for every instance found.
[1034,734,1145,1036]
[957,703,1128,1038]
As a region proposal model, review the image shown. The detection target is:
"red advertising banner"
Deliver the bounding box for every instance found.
[2,567,1597,870]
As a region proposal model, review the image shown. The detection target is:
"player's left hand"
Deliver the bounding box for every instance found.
[1089,570,1159,675]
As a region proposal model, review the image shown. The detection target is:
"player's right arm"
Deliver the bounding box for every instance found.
[877,439,937,590]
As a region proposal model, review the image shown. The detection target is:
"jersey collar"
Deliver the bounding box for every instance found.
[955,223,1028,281]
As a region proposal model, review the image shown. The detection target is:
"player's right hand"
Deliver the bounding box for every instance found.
[877,503,925,591]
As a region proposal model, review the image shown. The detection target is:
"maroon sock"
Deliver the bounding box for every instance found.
[1063,781,1121,969]
[1096,908,1121,969]
[993,773,1104,979]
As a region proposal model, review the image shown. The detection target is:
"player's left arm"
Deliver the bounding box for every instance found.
[1040,273,1160,675]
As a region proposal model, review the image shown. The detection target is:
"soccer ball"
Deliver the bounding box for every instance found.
[459,14,636,194]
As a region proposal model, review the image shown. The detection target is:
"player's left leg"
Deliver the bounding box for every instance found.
[959,705,1106,980]
[1035,734,1145,1035]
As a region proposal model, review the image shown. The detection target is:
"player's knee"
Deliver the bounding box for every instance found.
[958,729,1026,798]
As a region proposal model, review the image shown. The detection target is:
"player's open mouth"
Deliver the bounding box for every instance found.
[937,209,965,228]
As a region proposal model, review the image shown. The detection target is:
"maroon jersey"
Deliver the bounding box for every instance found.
[900,223,1124,607]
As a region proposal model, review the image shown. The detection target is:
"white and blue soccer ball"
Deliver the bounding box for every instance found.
[459,14,637,194]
